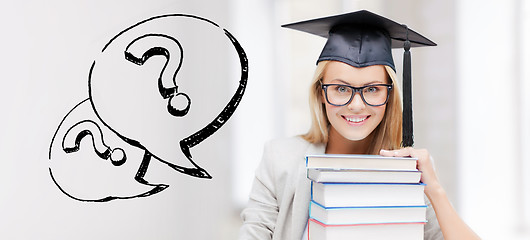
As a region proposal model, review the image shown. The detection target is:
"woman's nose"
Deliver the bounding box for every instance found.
[347,92,366,111]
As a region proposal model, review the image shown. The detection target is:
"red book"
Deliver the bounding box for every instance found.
[308,218,425,240]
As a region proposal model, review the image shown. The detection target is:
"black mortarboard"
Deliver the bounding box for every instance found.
[282,10,436,147]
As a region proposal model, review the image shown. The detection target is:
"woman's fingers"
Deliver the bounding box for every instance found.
[380,147,413,157]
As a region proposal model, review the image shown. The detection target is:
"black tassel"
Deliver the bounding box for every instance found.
[402,25,414,147]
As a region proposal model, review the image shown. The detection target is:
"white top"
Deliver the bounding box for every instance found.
[301,222,308,240]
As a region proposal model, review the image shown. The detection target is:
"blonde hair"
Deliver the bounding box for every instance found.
[301,61,403,154]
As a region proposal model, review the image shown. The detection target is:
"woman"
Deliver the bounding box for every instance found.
[239,10,480,240]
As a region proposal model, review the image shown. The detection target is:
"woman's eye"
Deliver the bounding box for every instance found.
[365,86,378,93]
[336,86,349,93]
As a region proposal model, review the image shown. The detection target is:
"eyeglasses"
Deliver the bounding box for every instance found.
[321,82,393,107]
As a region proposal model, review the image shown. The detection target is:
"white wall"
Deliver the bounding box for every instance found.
[0,1,242,239]
[457,0,530,239]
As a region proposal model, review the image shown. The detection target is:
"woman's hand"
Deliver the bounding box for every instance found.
[380,147,481,239]
[379,147,442,198]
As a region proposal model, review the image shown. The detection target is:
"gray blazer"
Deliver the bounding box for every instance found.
[239,136,444,239]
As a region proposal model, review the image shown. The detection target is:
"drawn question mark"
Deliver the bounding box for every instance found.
[49,100,167,202]
[49,14,249,202]
[87,14,247,182]
[62,119,126,166]
[124,34,190,117]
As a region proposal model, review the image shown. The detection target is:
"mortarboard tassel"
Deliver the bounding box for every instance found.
[402,25,414,147]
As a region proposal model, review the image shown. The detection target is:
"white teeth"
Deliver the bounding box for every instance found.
[345,116,367,123]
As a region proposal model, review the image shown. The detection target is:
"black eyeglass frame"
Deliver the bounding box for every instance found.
[320,81,393,107]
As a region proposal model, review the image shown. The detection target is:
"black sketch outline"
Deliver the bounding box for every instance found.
[124,33,191,117]
[62,119,126,166]
[49,99,169,201]
[48,14,248,202]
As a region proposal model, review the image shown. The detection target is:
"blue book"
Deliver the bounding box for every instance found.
[309,200,427,225]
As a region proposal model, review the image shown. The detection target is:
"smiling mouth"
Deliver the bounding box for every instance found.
[343,115,370,123]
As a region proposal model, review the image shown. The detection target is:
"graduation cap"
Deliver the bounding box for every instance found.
[281,10,436,147]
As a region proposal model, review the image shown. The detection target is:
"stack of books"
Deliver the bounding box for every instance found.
[305,154,427,240]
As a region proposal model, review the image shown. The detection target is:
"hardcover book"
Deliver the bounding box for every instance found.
[308,218,425,240]
[307,168,421,183]
[306,154,418,171]
[309,200,427,225]
[311,181,426,207]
